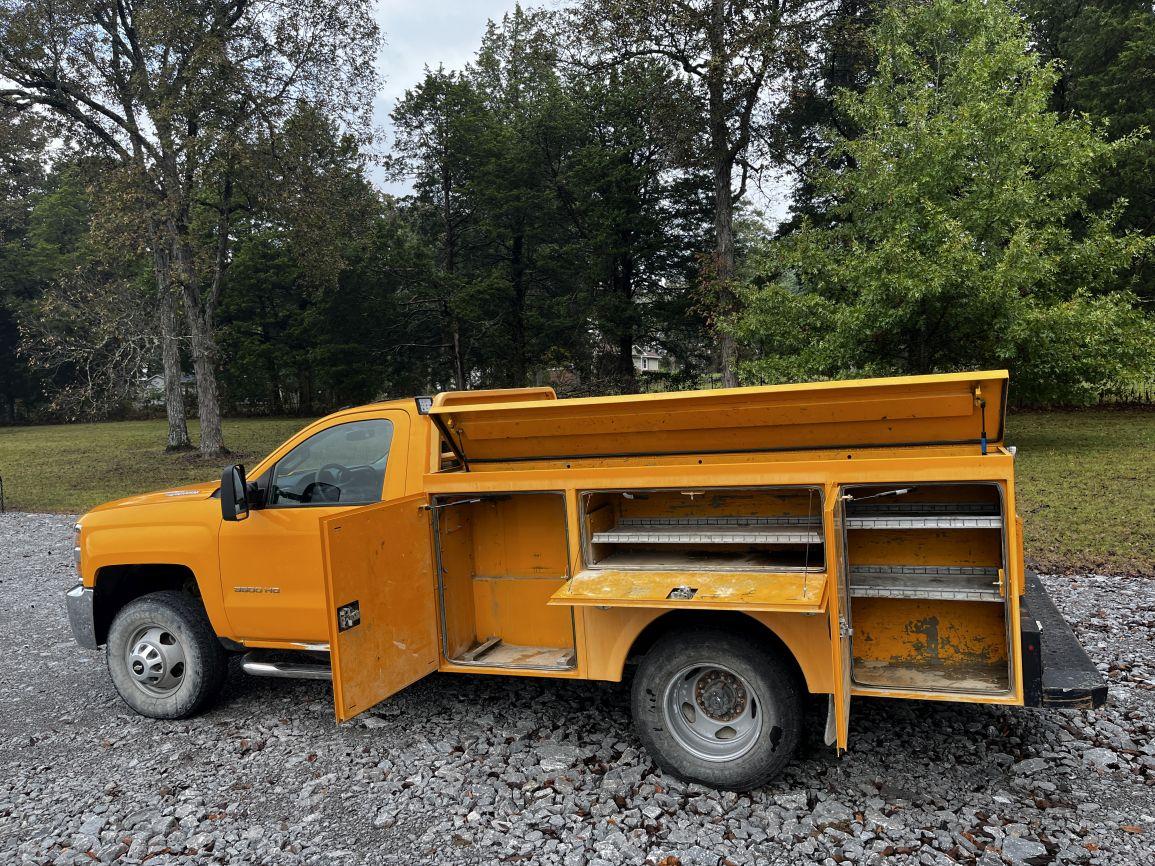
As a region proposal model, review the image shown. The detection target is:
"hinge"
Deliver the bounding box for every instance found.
[838,616,854,638]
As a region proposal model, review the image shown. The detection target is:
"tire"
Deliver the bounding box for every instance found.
[106,591,229,719]
[631,628,802,791]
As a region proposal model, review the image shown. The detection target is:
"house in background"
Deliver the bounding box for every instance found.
[632,346,674,374]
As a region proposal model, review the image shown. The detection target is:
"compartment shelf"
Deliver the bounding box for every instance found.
[845,515,1002,530]
[591,548,825,573]
[846,500,1002,530]
[848,565,1003,602]
[592,517,822,546]
[451,638,576,670]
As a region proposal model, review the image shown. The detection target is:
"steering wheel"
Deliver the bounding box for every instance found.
[317,463,352,487]
[301,463,350,504]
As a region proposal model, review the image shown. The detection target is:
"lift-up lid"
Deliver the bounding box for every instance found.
[427,371,1008,464]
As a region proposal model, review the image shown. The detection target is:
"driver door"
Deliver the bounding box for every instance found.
[218,411,407,643]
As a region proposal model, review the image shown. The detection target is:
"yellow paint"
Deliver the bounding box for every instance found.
[74,370,1036,755]
[579,606,835,694]
[473,577,573,647]
[427,370,1007,462]
[549,569,827,612]
[321,494,439,721]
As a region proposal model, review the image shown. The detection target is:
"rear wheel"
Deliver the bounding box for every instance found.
[631,628,801,790]
[106,591,228,719]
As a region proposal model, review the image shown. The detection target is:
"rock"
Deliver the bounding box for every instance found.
[1082,748,1118,770]
[999,836,1048,863]
[1010,757,1049,775]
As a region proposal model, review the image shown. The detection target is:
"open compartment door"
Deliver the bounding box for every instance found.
[321,493,438,721]
[831,492,852,750]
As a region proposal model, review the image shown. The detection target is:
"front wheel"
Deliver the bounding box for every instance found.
[631,628,802,791]
[106,591,229,719]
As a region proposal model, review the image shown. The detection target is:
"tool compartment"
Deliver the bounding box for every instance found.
[581,487,825,574]
[842,483,1012,694]
[432,492,577,670]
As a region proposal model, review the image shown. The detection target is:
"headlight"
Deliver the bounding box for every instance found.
[73,522,82,577]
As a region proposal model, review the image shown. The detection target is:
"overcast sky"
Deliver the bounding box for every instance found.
[372,0,514,195]
[370,0,791,221]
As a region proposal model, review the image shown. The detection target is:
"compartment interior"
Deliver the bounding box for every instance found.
[843,483,1011,693]
[434,492,576,670]
[581,487,825,573]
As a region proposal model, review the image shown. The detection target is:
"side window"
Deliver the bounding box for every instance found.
[269,419,393,507]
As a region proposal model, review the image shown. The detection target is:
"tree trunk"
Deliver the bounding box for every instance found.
[508,232,528,387]
[450,313,467,391]
[713,154,739,388]
[614,252,638,393]
[155,247,191,451]
[708,0,740,388]
[441,161,467,392]
[172,238,227,458]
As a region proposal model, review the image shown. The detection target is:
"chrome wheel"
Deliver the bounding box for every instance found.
[125,625,187,696]
[663,664,763,762]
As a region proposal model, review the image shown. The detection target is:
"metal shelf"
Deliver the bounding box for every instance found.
[593,524,822,545]
[848,502,998,516]
[848,565,1003,602]
[845,515,1002,530]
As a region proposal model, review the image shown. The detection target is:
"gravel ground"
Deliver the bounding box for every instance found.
[1,511,1153,866]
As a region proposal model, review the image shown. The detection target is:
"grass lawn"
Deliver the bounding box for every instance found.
[1006,409,1154,578]
[0,417,306,514]
[0,409,1151,576]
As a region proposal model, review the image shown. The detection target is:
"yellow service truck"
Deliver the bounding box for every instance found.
[66,371,1105,790]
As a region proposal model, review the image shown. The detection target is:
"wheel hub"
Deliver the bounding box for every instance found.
[126,626,187,695]
[663,663,764,763]
[695,669,747,721]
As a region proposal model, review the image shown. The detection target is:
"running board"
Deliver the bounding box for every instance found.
[241,651,332,681]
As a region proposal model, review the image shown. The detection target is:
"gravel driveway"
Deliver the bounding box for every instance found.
[1,511,1153,866]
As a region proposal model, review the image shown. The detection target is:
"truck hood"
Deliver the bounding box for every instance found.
[86,482,218,513]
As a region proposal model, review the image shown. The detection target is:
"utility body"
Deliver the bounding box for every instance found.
[67,371,1106,789]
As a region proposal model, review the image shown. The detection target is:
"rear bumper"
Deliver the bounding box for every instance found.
[65,583,99,650]
[1020,572,1107,710]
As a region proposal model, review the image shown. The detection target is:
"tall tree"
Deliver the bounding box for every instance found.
[391,68,484,390]
[569,0,831,385]
[557,60,710,391]
[734,0,1155,404]
[1021,0,1155,298]
[0,0,381,455]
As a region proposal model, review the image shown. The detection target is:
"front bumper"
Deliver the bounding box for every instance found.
[65,583,99,649]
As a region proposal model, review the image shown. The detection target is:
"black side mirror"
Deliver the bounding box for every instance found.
[221,464,250,522]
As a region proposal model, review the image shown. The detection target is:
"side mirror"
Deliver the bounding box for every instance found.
[221,464,250,522]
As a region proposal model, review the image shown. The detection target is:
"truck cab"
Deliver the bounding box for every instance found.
[66,372,1106,790]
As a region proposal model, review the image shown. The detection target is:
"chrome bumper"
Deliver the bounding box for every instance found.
[65,583,99,649]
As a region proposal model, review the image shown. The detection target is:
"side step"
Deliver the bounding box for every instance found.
[241,651,332,681]
[1020,572,1107,709]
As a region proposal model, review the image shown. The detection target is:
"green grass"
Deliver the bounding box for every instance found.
[0,417,306,513]
[1006,409,1154,578]
[1,410,1151,576]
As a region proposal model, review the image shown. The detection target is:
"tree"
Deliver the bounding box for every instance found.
[556,61,711,392]
[1021,0,1155,298]
[0,110,51,422]
[734,0,1155,404]
[216,106,392,414]
[568,0,832,386]
[773,0,878,232]
[0,0,381,455]
[391,68,485,390]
